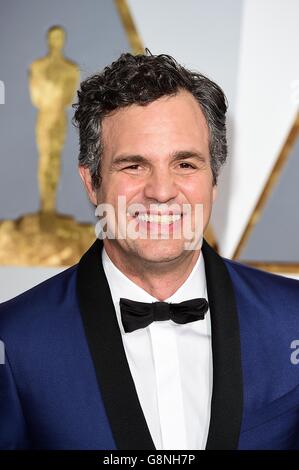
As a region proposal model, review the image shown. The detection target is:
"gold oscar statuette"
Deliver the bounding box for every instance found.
[0,26,95,266]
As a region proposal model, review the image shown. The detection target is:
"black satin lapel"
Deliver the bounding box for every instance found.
[202,239,243,450]
[76,239,155,450]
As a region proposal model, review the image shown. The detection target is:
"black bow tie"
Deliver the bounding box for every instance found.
[119,297,209,333]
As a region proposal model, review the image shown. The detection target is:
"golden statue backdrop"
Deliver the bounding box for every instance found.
[0,26,95,266]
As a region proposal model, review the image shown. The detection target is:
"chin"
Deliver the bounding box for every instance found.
[132,239,187,264]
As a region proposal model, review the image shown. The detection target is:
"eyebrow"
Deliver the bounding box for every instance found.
[111,150,206,168]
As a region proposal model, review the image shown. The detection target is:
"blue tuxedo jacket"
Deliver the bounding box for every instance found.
[0,239,299,450]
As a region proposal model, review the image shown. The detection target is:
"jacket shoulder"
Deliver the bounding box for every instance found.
[0,264,78,334]
[224,257,299,293]
[223,257,299,328]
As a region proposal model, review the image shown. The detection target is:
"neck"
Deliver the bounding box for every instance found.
[103,241,200,301]
[48,49,62,59]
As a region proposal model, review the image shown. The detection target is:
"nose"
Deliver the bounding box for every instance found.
[143,167,179,203]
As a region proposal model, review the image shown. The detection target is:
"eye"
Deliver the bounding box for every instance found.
[123,164,141,170]
[178,162,196,169]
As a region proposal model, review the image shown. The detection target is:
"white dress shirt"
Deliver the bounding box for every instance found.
[102,247,213,450]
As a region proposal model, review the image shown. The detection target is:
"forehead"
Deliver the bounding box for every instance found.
[101,90,209,155]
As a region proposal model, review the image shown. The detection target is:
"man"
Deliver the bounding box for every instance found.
[0,52,299,450]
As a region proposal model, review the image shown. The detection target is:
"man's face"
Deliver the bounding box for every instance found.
[81,90,217,265]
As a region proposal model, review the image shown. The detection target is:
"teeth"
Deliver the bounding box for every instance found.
[136,214,182,224]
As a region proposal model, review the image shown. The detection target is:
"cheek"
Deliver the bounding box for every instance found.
[101,176,142,204]
[181,178,213,204]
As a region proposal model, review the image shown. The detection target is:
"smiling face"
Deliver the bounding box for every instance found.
[80,90,217,267]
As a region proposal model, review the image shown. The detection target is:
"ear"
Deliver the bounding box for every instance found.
[78,165,97,206]
[212,184,217,203]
